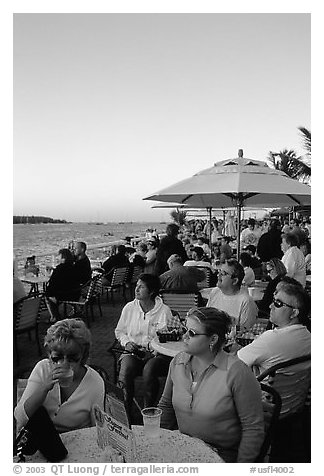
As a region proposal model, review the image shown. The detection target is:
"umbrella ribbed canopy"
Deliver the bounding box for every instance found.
[144,156,311,208]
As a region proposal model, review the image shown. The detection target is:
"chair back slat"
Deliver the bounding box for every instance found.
[86,275,103,301]
[14,296,42,331]
[195,267,211,289]
[257,355,311,418]
[160,291,198,321]
[130,266,144,284]
[111,267,129,286]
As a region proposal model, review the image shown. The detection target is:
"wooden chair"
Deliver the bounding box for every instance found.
[160,290,199,322]
[103,267,129,305]
[127,265,144,300]
[257,355,311,462]
[14,378,29,437]
[256,354,311,418]
[255,383,282,462]
[60,274,103,327]
[14,296,43,365]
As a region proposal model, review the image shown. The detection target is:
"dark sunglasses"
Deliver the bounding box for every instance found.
[182,325,208,338]
[272,298,295,309]
[50,353,82,364]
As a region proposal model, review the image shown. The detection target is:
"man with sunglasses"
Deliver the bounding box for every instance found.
[237,281,310,376]
[203,259,258,332]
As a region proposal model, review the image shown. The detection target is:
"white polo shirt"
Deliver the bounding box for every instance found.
[237,324,311,375]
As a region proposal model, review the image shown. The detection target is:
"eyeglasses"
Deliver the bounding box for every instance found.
[50,353,82,364]
[218,269,234,278]
[182,326,208,338]
[272,298,296,310]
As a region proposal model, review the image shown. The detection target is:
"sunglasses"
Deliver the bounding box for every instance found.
[50,353,82,364]
[272,298,295,309]
[182,326,208,338]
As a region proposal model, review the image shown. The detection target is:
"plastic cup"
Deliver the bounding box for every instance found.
[51,364,74,388]
[141,407,162,438]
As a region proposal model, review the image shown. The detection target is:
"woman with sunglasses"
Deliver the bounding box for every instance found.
[14,319,105,434]
[158,307,264,463]
[257,258,287,316]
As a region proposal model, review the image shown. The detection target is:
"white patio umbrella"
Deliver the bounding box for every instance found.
[143,149,311,256]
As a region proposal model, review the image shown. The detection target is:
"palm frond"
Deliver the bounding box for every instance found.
[298,127,311,154]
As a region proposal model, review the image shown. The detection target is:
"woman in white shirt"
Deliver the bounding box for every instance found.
[115,273,180,419]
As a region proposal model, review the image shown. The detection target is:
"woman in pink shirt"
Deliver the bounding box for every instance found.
[158,307,264,462]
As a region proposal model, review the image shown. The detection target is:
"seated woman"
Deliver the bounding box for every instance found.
[115,273,181,419]
[14,318,105,433]
[158,307,264,463]
[45,248,81,323]
[257,258,287,316]
[300,239,311,275]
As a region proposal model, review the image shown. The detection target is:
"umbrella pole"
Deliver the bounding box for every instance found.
[207,207,212,251]
[236,200,242,259]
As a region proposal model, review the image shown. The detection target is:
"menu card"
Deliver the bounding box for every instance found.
[93,382,136,461]
[104,381,130,428]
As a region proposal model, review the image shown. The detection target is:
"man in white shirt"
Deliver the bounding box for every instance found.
[281,233,306,287]
[238,280,311,375]
[204,259,258,331]
[240,218,262,248]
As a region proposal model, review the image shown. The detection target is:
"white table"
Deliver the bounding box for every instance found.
[21,274,50,295]
[151,336,185,357]
[21,425,224,463]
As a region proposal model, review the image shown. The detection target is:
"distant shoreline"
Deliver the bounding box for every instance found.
[13,220,166,225]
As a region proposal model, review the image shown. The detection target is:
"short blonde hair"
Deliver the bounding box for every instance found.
[44,318,91,365]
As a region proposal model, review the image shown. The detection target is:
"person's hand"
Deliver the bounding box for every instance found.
[42,366,61,391]
[125,342,139,353]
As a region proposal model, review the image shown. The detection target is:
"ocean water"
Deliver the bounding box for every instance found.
[13,222,166,264]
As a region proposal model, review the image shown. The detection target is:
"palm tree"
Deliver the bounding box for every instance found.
[267,127,311,183]
[299,127,311,156]
[170,209,187,227]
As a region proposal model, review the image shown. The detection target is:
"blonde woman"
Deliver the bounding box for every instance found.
[14,319,104,433]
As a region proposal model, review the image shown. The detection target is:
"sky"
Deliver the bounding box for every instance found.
[3,3,321,472]
[12,11,311,223]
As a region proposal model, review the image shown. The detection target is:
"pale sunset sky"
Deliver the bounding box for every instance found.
[13,9,311,223]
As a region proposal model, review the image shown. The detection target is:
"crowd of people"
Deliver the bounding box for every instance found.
[14,215,311,463]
